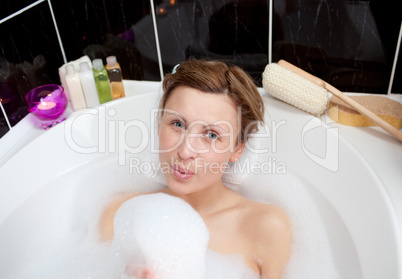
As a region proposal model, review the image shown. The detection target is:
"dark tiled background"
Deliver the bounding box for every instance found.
[0,0,401,138]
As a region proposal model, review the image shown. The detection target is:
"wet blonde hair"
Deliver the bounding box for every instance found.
[160,60,264,144]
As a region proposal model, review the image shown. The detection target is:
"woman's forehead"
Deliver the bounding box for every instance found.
[163,86,239,128]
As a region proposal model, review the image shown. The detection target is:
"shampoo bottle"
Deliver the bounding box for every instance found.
[65,64,87,110]
[92,59,113,104]
[106,56,125,99]
[79,62,100,107]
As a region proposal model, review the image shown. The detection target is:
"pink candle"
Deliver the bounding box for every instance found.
[25,84,68,129]
[37,101,56,110]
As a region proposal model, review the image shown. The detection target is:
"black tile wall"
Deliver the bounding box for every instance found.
[273,0,401,93]
[50,0,158,80]
[0,0,401,140]
[0,0,160,137]
[0,1,62,129]
[0,0,38,20]
[155,0,270,85]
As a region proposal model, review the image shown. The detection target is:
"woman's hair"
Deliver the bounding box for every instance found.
[160,59,264,144]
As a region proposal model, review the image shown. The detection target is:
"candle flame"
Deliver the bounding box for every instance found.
[41,101,47,106]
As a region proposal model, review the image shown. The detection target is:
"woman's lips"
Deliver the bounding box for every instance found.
[171,164,195,180]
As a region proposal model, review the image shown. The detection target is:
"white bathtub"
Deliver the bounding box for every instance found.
[0,87,401,278]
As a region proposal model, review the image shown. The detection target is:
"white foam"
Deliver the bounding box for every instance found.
[0,154,342,279]
[113,193,209,279]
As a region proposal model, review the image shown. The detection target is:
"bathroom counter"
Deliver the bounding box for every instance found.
[1,80,401,235]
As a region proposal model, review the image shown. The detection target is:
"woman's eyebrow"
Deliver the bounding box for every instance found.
[165,112,232,132]
[209,120,234,133]
[166,112,187,124]
[207,124,226,132]
[198,121,233,133]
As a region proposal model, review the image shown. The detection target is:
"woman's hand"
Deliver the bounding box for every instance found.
[132,268,155,279]
[124,263,155,279]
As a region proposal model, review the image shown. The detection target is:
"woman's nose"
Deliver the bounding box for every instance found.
[177,133,205,160]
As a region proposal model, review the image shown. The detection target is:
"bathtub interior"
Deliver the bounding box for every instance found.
[0,90,400,278]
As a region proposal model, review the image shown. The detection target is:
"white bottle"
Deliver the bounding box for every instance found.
[79,62,100,107]
[65,64,87,110]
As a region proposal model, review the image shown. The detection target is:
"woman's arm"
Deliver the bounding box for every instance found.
[98,192,137,242]
[99,192,157,278]
[255,205,292,279]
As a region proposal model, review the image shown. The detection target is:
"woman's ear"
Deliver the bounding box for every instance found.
[229,142,246,162]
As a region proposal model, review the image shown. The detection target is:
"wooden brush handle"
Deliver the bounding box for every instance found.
[278,60,325,87]
[278,60,402,142]
[324,83,402,142]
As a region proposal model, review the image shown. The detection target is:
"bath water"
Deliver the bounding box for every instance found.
[0,154,344,279]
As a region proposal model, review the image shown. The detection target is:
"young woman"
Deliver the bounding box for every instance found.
[100,60,292,279]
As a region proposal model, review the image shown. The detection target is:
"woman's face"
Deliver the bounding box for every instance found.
[158,86,244,196]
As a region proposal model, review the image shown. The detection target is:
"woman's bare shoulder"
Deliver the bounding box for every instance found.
[240,199,290,236]
[237,196,286,222]
[98,192,139,242]
[252,201,292,278]
[256,202,290,231]
[242,199,292,278]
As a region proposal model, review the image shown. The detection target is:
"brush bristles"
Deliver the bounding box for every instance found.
[262,63,329,116]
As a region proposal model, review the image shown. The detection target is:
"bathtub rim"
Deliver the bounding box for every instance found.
[0,88,401,278]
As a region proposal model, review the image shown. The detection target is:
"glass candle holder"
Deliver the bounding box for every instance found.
[25,84,68,129]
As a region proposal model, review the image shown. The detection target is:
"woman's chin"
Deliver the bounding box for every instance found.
[163,176,199,196]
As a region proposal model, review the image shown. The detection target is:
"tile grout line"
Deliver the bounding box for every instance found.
[0,0,46,24]
[0,101,12,130]
[387,21,402,95]
[268,0,272,64]
[47,0,67,64]
[149,0,164,81]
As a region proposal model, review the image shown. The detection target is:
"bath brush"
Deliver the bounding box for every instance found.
[328,95,402,129]
[262,60,402,142]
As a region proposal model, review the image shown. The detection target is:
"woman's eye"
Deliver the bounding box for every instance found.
[206,132,219,140]
[172,121,184,129]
